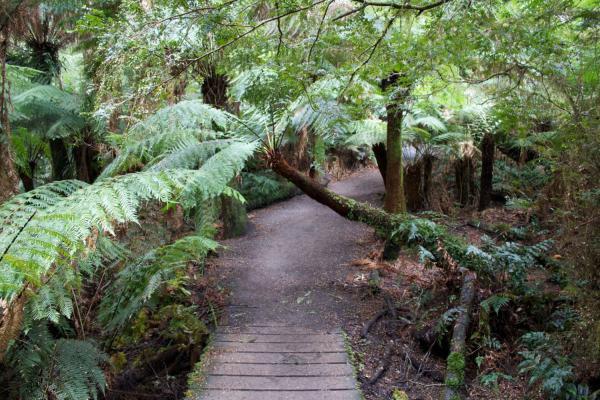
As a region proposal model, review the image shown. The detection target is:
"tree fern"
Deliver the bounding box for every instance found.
[10,85,85,139]
[6,321,107,400]
[0,142,256,303]
[100,100,244,178]
[97,234,219,332]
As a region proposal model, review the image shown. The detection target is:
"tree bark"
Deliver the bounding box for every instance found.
[405,161,423,211]
[454,157,475,207]
[74,137,100,183]
[270,152,399,233]
[0,30,20,203]
[478,133,495,211]
[423,154,434,209]
[384,101,407,214]
[49,138,71,181]
[371,142,387,185]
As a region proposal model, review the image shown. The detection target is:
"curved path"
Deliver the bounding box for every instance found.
[195,170,384,399]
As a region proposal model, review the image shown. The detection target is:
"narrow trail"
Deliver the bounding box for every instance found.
[194,170,385,399]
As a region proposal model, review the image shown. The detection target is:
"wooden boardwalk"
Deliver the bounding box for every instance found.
[195,325,362,400]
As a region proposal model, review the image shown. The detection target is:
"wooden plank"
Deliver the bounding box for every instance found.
[204,375,356,391]
[198,389,362,400]
[216,326,341,335]
[215,333,343,343]
[207,362,354,376]
[213,341,345,353]
[215,351,348,364]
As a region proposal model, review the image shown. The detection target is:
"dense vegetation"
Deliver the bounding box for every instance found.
[0,0,598,399]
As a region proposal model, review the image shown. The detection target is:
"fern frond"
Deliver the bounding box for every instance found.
[0,144,255,302]
[98,234,219,331]
[10,86,85,139]
[344,119,387,147]
[127,100,229,139]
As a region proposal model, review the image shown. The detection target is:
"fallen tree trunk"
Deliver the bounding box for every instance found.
[269,152,401,233]
[443,270,477,400]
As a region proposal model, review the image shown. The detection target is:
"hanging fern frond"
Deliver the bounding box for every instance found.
[97,234,219,331]
[0,142,256,303]
[344,119,387,147]
[127,100,229,139]
[100,100,240,178]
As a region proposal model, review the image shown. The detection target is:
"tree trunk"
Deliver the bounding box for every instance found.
[372,142,387,185]
[423,154,434,209]
[478,133,495,211]
[384,101,407,214]
[0,31,20,203]
[270,152,399,233]
[20,171,34,192]
[74,138,100,183]
[405,161,423,211]
[49,138,71,181]
[454,157,475,207]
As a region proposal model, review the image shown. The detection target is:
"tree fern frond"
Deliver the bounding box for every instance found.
[97,234,219,331]
[10,86,85,139]
[344,119,386,147]
[127,100,229,139]
[0,149,255,302]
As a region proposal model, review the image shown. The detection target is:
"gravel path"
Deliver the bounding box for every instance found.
[217,169,384,329]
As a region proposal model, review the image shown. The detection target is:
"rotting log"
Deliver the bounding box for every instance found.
[443,270,477,400]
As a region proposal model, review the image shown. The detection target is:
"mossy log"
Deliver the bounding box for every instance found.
[270,152,403,234]
[444,270,477,400]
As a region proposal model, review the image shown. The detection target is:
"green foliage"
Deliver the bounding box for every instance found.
[518,331,588,399]
[97,234,219,332]
[0,145,254,302]
[480,295,510,315]
[445,351,466,389]
[6,321,106,400]
[239,171,297,210]
[10,85,85,139]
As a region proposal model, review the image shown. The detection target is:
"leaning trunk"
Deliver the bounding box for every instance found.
[478,133,495,211]
[371,142,387,185]
[443,271,477,400]
[270,153,398,233]
[384,102,407,214]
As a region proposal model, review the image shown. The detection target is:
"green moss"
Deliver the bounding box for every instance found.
[445,351,466,389]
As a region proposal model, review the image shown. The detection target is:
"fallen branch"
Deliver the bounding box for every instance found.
[368,341,394,384]
[361,309,388,338]
[443,270,477,400]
